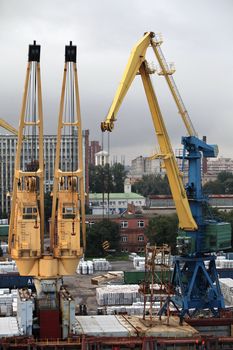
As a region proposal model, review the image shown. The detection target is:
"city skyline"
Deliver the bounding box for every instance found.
[0,0,232,164]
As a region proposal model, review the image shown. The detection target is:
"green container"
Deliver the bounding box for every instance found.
[0,225,9,238]
[204,222,231,252]
[177,222,232,255]
[124,270,171,284]
[124,271,145,284]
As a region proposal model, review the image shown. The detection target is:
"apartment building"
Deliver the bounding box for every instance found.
[0,132,89,215]
[130,155,163,179]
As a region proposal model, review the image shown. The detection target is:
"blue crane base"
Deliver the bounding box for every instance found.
[159,255,224,322]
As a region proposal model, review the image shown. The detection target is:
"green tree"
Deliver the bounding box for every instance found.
[145,214,178,253]
[203,180,224,194]
[89,163,127,193]
[203,171,233,194]
[132,174,171,196]
[86,219,120,257]
[112,163,127,192]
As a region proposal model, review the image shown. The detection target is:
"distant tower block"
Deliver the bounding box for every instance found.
[95,150,109,166]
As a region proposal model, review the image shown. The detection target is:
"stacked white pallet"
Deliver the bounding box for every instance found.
[133,256,145,271]
[0,261,18,273]
[77,258,112,275]
[93,259,112,271]
[216,259,233,268]
[133,255,171,271]
[219,278,233,305]
[0,243,8,254]
[106,301,159,315]
[96,285,143,306]
[129,253,137,261]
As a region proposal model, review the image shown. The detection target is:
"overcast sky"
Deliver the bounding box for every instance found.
[0,0,232,164]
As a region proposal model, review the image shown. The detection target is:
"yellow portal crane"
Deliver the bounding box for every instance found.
[50,41,86,275]
[9,41,85,279]
[9,41,44,276]
[101,32,197,231]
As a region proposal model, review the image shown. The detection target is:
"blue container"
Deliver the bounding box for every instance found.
[0,273,35,290]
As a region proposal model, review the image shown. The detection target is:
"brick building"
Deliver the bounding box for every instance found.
[86,214,149,253]
[89,140,102,166]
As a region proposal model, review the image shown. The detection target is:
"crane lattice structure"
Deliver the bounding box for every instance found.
[101,32,231,320]
[8,41,85,288]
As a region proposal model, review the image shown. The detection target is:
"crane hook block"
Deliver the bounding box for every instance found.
[65,41,76,63]
[101,121,114,132]
[28,40,40,63]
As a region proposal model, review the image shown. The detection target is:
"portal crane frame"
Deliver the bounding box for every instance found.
[101,32,230,319]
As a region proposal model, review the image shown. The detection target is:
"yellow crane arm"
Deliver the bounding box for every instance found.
[0,119,18,135]
[101,32,153,132]
[101,32,197,231]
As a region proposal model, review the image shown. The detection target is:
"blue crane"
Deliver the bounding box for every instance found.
[101,32,231,319]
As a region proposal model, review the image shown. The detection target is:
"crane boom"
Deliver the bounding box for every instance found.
[9,42,44,276]
[101,32,197,231]
[50,42,85,275]
[0,119,18,136]
[101,32,152,132]
[151,35,197,137]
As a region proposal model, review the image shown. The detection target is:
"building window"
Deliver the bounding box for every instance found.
[22,206,37,220]
[62,204,76,219]
[120,221,128,228]
[121,236,128,242]
[138,235,144,242]
[138,220,145,228]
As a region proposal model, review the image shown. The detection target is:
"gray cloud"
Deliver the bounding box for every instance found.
[0,0,232,164]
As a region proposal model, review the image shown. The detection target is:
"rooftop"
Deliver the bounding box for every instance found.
[89,193,145,200]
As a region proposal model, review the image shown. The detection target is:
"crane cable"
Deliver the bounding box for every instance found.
[107,131,110,220]
[66,62,76,235]
[101,131,111,220]
[101,131,105,220]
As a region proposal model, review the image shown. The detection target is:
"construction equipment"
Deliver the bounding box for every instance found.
[9,41,44,276]
[101,32,231,319]
[0,119,18,136]
[8,41,85,280]
[50,41,86,275]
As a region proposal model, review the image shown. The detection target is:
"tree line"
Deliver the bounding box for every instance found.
[89,163,127,193]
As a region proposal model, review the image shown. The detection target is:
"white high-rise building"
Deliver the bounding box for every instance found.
[130,155,163,179]
[0,133,89,215]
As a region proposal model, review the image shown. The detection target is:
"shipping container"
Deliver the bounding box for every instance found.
[0,273,35,290]
[218,268,233,279]
[0,225,8,238]
[124,270,171,284]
